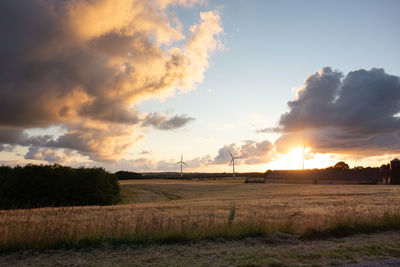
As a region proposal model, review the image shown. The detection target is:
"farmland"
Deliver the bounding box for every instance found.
[2,179,400,266]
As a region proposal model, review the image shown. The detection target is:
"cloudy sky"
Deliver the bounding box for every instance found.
[0,0,399,172]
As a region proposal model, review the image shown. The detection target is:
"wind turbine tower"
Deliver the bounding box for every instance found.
[229,152,241,178]
[176,154,188,177]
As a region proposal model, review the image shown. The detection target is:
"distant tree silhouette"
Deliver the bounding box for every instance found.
[333,161,350,170]
[0,164,120,209]
[380,164,391,184]
[264,169,272,182]
[115,171,143,180]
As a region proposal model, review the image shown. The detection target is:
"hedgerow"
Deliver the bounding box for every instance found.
[0,164,120,209]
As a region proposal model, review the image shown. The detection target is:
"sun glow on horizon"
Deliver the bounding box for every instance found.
[266,147,337,170]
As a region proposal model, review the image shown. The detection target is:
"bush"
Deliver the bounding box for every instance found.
[115,170,143,180]
[0,164,120,209]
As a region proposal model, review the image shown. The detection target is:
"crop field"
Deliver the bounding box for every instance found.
[119,179,400,213]
[3,180,400,266]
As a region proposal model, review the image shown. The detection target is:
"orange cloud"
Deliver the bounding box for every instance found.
[0,0,223,162]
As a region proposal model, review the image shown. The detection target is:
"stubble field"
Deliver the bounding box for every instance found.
[2,179,400,266]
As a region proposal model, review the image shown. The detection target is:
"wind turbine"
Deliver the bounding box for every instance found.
[176,154,188,177]
[228,152,241,178]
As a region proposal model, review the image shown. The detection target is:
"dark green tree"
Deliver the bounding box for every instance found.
[333,161,350,170]
[0,164,121,209]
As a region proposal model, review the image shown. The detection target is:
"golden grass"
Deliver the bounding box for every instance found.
[2,181,400,252]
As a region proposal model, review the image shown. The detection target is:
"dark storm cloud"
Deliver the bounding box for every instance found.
[0,0,222,162]
[142,113,195,130]
[275,67,400,155]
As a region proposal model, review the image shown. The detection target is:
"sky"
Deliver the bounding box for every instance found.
[0,0,399,172]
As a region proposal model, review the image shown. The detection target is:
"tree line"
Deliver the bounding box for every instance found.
[0,164,120,209]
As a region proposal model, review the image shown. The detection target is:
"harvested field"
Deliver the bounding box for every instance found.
[119,180,400,216]
[2,180,400,266]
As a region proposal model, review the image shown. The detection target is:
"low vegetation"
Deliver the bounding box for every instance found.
[0,165,120,209]
[2,203,400,253]
[115,171,143,180]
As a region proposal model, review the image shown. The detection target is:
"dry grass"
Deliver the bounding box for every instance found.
[4,231,400,266]
[2,181,400,252]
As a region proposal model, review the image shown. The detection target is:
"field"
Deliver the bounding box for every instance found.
[2,179,400,266]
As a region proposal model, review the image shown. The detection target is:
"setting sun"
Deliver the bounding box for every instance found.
[265,147,337,170]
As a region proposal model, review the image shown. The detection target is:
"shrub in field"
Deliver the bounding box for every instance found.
[0,164,120,209]
[115,171,143,180]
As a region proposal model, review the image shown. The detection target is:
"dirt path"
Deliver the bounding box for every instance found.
[2,231,400,266]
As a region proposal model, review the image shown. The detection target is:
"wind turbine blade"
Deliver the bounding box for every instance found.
[228,151,233,158]
[183,162,188,166]
[229,159,233,166]
[181,154,183,161]
[176,162,181,165]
